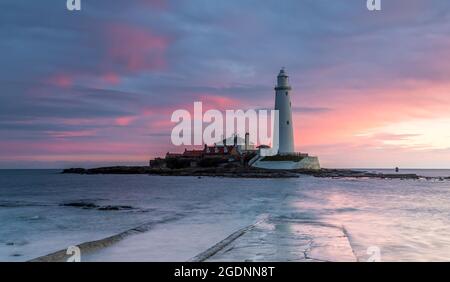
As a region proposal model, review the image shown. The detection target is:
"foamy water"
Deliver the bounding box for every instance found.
[1,169,450,262]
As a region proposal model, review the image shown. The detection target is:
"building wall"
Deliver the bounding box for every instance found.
[252,156,320,170]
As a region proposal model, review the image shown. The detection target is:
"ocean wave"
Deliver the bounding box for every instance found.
[0,200,52,208]
[4,240,29,247]
[60,201,135,211]
[276,212,319,221]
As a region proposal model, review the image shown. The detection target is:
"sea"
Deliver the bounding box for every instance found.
[1,169,450,262]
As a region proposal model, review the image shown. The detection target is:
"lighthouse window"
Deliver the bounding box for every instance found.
[287,120,290,125]
[285,92,288,96]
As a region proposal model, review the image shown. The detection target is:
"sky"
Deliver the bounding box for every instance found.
[1,0,450,169]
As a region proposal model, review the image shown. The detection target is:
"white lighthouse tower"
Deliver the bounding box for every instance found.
[250,69,320,170]
[275,68,295,154]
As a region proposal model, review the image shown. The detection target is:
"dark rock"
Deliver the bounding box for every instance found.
[97,205,133,211]
[62,166,444,180]
[61,202,98,209]
[61,202,134,211]
[294,169,421,180]
[62,168,86,174]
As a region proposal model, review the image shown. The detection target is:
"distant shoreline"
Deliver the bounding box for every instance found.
[61,166,450,180]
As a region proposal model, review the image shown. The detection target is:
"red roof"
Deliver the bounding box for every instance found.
[183,150,204,157]
[166,153,183,158]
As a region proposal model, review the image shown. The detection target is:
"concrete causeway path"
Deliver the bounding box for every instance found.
[31,215,357,262]
[192,217,357,262]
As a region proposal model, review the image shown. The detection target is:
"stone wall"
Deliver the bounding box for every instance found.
[252,156,320,170]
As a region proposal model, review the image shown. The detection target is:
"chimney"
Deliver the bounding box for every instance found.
[245,132,249,151]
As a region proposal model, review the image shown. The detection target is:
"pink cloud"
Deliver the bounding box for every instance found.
[0,139,154,163]
[299,82,447,140]
[149,119,173,131]
[104,23,169,72]
[198,95,242,110]
[115,116,136,126]
[140,95,246,122]
[101,72,121,85]
[46,74,74,88]
[44,130,98,139]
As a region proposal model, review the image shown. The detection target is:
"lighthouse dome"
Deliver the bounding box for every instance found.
[276,68,290,88]
[278,68,288,77]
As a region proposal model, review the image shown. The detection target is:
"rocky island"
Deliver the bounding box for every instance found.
[61,166,446,180]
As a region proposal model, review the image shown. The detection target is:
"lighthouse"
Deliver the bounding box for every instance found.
[274,68,295,154]
[250,69,320,169]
